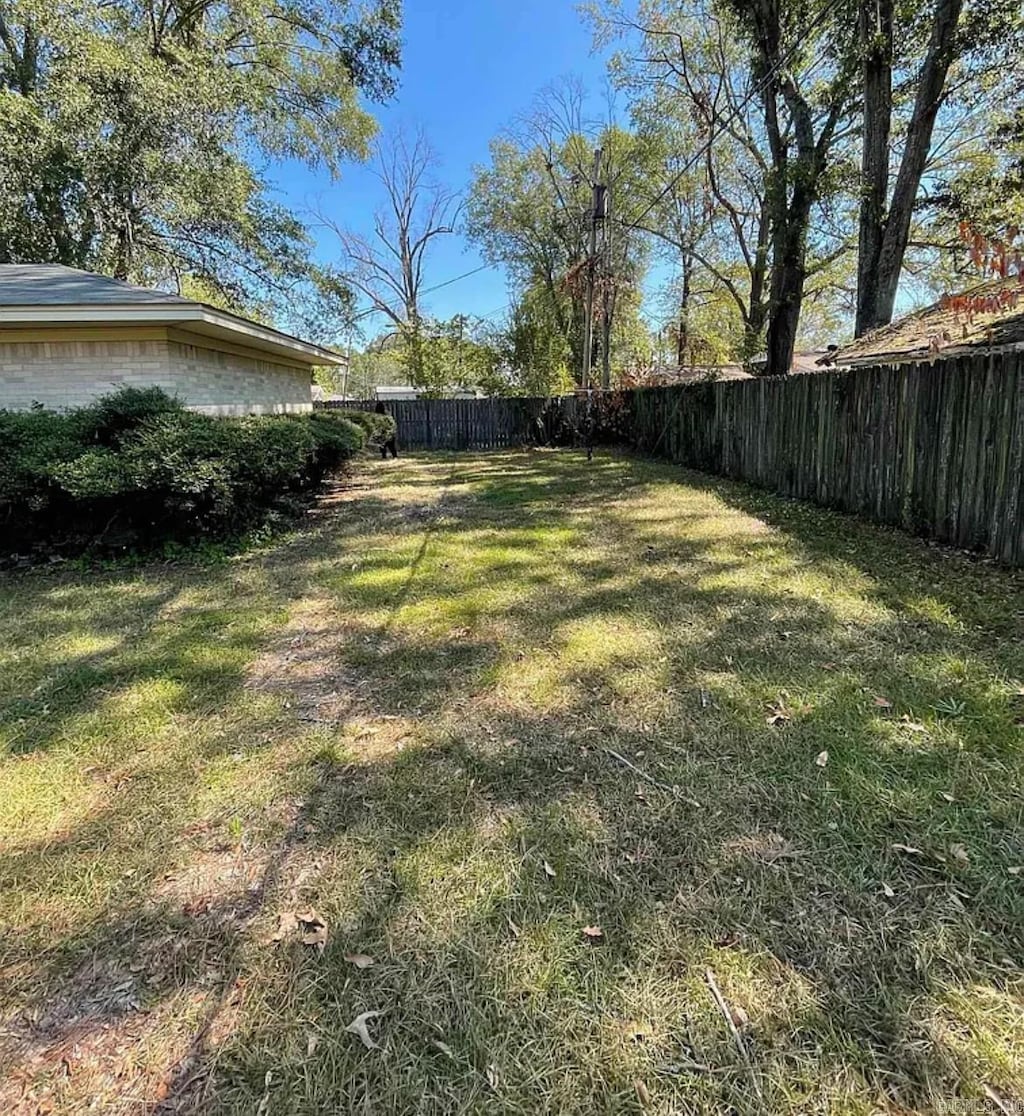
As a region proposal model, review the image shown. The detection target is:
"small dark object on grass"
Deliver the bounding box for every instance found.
[375,401,398,458]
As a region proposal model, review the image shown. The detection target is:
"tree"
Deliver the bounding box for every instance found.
[321,130,459,386]
[939,106,1024,242]
[0,0,401,318]
[592,0,856,368]
[723,0,858,375]
[467,82,651,387]
[599,0,774,362]
[500,284,576,396]
[341,335,407,399]
[855,0,1024,334]
[414,316,505,397]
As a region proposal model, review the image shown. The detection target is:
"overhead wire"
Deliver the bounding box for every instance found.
[350,262,498,325]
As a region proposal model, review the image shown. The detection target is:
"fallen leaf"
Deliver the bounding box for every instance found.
[302,925,328,951]
[635,1079,652,1106]
[297,908,328,953]
[815,750,829,768]
[1009,866,1022,876]
[433,1040,454,1058]
[892,843,923,855]
[873,696,893,710]
[940,792,955,803]
[950,843,970,865]
[344,953,376,969]
[581,925,604,941]
[306,1033,319,1057]
[729,1005,750,1029]
[882,882,895,899]
[542,860,556,878]
[272,911,299,941]
[345,1009,387,1050]
[765,698,791,727]
[485,1063,500,1089]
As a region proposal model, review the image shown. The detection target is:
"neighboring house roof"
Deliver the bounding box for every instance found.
[833,275,1024,367]
[747,349,836,375]
[629,364,753,387]
[0,264,344,366]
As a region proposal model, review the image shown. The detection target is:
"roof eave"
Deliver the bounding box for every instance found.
[0,303,345,366]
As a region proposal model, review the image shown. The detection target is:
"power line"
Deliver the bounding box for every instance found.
[621,0,845,232]
[422,263,492,294]
[470,301,513,321]
[350,262,499,324]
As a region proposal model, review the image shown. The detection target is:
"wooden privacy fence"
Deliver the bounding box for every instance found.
[319,353,1024,565]
[629,354,1024,565]
[320,396,587,450]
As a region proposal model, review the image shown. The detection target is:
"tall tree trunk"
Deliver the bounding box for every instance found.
[855,0,893,337]
[600,283,615,389]
[765,186,814,375]
[677,250,691,367]
[744,199,771,359]
[733,0,852,373]
[855,0,963,335]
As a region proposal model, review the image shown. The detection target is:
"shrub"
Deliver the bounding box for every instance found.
[338,408,397,445]
[0,408,81,511]
[0,389,368,558]
[75,386,184,446]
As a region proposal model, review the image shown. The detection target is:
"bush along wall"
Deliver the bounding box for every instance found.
[0,388,397,559]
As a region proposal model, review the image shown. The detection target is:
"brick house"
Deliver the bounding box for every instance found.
[0,264,345,415]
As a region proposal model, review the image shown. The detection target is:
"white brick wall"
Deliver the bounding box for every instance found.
[0,337,313,415]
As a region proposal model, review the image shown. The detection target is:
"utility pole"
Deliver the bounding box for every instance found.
[581,147,603,391]
[601,181,613,391]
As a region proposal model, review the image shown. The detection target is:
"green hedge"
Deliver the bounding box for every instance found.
[331,407,396,444]
[0,388,390,557]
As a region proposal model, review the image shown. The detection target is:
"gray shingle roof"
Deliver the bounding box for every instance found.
[0,263,344,365]
[0,264,191,306]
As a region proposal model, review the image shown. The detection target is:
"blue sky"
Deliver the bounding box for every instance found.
[272,0,612,339]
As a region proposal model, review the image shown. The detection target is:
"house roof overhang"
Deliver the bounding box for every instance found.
[0,302,346,367]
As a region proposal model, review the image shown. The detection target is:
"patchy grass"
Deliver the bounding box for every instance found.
[1,449,1022,1115]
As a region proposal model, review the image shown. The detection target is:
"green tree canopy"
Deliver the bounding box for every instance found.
[0,0,401,323]
[466,82,652,387]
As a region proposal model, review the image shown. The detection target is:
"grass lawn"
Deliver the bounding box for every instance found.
[1,448,1022,1115]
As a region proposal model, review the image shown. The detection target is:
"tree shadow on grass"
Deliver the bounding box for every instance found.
[1,449,1022,1114]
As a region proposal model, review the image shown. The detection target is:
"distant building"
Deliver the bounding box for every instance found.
[373,385,484,401]
[625,364,752,387]
[746,349,837,375]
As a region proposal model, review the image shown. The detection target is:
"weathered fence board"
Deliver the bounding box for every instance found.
[320,396,586,451]
[319,353,1024,565]
[627,355,1024,564]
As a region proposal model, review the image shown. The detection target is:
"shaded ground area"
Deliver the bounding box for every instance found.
[1,449,1022,1114]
